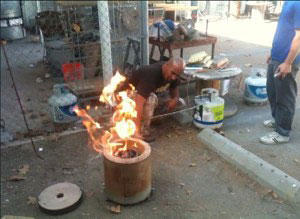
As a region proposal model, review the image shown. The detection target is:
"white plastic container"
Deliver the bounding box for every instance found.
[48,84,78,123]
[193,88,225,129]
[244,68,267,104]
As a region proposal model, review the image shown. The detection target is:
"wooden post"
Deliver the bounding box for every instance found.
[140,1,149,66]
[97,1,113,86]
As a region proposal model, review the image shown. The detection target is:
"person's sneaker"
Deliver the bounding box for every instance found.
[260,131,289,145]
[263,119,275,128]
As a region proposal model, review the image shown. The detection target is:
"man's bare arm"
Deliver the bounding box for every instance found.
[284,30,300,65]
[167,87,179,111]
[134,94,146,135]
[169,86,179,99]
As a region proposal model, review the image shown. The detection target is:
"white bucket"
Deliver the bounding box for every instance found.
[193,88,224,129]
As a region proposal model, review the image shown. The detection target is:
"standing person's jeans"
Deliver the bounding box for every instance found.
[267,60,299,136]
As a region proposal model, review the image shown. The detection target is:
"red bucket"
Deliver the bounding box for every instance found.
[62,62,84,82]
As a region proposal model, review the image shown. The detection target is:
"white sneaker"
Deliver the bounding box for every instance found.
[260,131,290,145]
[263,119,275,128]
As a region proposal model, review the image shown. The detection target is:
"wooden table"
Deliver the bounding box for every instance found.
[149,35,217,63]
[184,67,242,81]
[184,67,243,117]
[183,67,242,93]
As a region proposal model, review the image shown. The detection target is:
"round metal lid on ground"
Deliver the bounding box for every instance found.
[38,182,82,215]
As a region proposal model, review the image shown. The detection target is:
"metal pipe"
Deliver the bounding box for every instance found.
[97,0,113,86]
[152,105,197,119]
[140,1,149,66]
[36,0,44,44]
[206,19,208,36]
[36,0,41,13]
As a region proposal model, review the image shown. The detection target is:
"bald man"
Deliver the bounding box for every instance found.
[123,57,186,142]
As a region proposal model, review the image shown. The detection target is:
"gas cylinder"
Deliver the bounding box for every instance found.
[244,68,268,104]
[193,88,224,129]
[48,84,78,123]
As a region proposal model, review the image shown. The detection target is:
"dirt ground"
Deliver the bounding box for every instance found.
[1,119,299,219]
[0,39,58,136]
[1,19,300,218]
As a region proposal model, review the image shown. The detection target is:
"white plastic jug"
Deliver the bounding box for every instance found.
[48,84,78,123]
[193,88,224,129]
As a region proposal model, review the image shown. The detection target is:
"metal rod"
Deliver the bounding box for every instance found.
[1,42,44,160]
[36,0,41,13]
[140,1,149,66]
[206,19,208,36]
[152,105,197,119]
[98,0,113,85]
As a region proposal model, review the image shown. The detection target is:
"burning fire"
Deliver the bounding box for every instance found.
[74,71,137,156]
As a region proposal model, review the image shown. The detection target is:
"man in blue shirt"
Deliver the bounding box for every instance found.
[260,1,300,144]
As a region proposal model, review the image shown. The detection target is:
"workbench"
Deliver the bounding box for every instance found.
[149,35,217,63]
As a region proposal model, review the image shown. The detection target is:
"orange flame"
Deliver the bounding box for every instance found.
[74,71,137,155]
[99,71,126,106]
